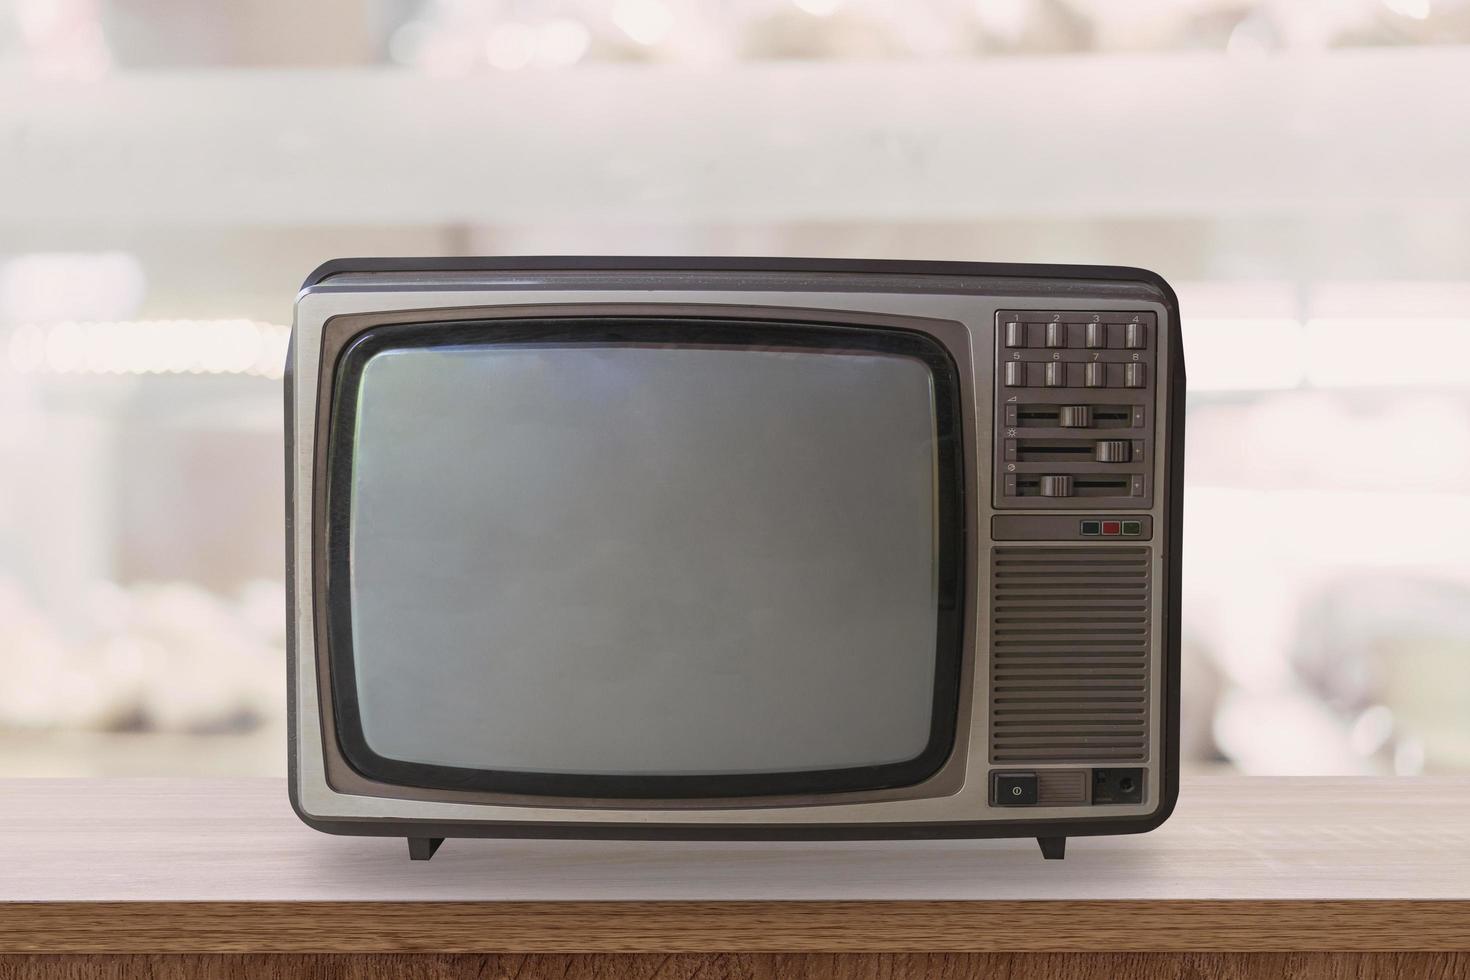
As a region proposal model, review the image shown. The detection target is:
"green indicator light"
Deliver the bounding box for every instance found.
[1122,521,1142,536]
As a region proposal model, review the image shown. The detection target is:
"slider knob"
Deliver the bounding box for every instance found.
[1058,405,1093,428]
[1095,440,1132,463]
[1039,475,1074,498]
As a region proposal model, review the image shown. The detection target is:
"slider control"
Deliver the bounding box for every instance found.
[1058,405,1093,427]
[1095,440,1131,463]
[1040,475,1074,497]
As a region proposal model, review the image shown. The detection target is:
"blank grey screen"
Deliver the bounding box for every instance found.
[348,342,941,776]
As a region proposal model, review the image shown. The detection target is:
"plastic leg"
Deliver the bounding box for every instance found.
[1037,836,1066,860]
[408,836,444,861]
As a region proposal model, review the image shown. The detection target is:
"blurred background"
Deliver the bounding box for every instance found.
[1,0,1468,778]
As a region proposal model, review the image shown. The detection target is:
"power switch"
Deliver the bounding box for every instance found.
[993,772,1039,806]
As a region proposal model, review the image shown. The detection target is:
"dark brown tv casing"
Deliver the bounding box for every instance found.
[287,257,1185,862]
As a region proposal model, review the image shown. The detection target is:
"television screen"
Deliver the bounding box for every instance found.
[325,319,963,796]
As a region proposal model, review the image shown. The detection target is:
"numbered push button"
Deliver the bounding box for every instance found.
[1124,362,1147,388]
[1004,361,1027,387]
[1005,321,1026,348]
[1126,322,1148,349]
[1045,322,1067,348]
[1086,322,1107,349]
[1043,361,1066,387]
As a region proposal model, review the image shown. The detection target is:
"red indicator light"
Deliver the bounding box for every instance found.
[1101,520,1121,536]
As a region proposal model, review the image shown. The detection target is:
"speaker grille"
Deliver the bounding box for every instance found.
[989,546,1151,764]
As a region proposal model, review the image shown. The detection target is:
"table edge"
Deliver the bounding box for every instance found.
[3,900,1468,953]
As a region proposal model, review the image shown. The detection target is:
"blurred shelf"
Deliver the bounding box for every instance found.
[0,727,286,778]
[3,50,1468,226]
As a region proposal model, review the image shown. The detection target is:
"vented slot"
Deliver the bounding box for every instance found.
[1013,439,1095,461]
[1037,769,1090,805]
[990,546,1151,765]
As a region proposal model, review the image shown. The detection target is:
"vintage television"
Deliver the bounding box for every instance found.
[287,257,1184,861]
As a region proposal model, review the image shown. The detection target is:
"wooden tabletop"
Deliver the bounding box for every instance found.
[2,776,1468,953]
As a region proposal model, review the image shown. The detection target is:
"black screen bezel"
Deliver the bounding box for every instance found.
[323,316,967,799]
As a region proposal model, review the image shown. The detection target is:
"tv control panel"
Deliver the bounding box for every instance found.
[992,310,1158,511]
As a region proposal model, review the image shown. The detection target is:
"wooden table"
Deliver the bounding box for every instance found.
[1,777,1467,978]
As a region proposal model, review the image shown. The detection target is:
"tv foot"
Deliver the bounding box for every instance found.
[408,836,444,861]
[1037,836,1066,860]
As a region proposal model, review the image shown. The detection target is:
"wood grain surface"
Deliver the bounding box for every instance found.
[3,900,1468,954]
[2,953,1469,980]
[2,899,1470,952]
